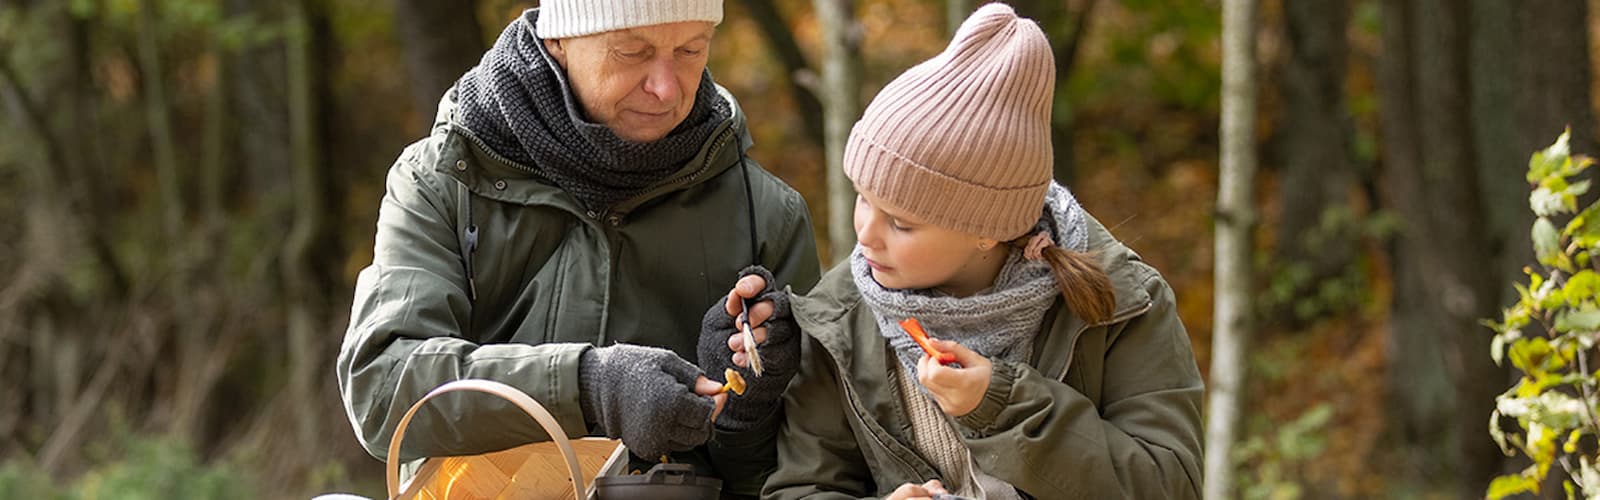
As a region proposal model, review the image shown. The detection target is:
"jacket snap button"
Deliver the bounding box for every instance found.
[494,179,507,190]
[454,160,467,171]
[608,215,621,226]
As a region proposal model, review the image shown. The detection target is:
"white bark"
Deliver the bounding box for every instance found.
[1205,0,1258,498]
[813,0,862,264]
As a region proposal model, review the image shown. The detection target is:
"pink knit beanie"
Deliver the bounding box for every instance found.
[844,2,1055,241]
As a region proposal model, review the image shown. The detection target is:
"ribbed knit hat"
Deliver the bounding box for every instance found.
[535,0,723,39]
[844,2,1055,241]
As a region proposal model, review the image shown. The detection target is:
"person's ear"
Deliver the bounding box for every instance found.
[544,39,567,68]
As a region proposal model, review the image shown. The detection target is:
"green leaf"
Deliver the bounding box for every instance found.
[1564,271,1600,307]
[1561,153,1595,179]
[1493,334,1508,366]
[1491,409,1513,454]
[1533,187,1566,217]
[1510,338,1558,376]
[1555,307,1600,333]
[1569,179,1592,200]
[1529,130,1573,183]
[1488,471,1540,499]
[1567,202,1600,248]
[1535,218,1562,267]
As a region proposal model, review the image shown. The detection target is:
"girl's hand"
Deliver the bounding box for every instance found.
[885,479,948,500]
[916,339,993,416]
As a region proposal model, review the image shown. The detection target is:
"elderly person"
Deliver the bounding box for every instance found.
[336,1,820,497]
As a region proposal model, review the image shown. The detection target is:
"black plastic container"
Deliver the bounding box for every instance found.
[593,463,721,499]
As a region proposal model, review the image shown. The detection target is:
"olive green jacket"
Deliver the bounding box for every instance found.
[336,85,821,496]
[765,216,1202,499]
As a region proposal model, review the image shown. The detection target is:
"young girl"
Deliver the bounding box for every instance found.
[748,4,1204,499]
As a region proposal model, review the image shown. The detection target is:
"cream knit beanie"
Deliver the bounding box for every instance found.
[844,2,1055,241]
[535,0,723,39]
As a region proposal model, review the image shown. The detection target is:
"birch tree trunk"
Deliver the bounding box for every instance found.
[1205,0,1257,497]
[813,0,862,264]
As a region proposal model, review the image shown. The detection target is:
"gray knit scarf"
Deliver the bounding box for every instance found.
[854,183,1088,379]
[453,9,730,212]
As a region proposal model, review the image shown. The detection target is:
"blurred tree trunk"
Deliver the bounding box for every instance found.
[284,0,328,453]
[1005,0,1098,185]
[1516,1,1596,161]
[65,13,128,297]
[201,29,230,229]
[1205,0,1256,498]
[740,0,825,150]
[393,0,483,135]
[136,0,184,240]
[814,0,862,264]
[945,0,971,37]
[228,0,290,198]
[1512,1,1595,296]
[1378,0,1504,495]
[1469,0,1519,287]
[1270,0,1354,324]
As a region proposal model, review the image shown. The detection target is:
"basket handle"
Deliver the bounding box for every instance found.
[385,379,584,499]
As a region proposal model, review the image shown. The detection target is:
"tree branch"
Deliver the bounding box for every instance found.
[1058,0,1098,77]
[739,0,825,149]
[0,53,71,184]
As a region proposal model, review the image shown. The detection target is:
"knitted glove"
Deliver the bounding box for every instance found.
[578,344,715,459]
[698,265,801,432]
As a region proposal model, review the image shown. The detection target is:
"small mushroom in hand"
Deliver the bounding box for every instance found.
[717,368,747,396]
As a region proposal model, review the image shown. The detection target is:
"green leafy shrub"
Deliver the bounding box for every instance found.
[0,433,256,500]
[1487,130,1600,499]
[1234,404,1334,500]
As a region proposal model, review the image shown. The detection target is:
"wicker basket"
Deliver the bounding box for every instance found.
[385,379,624,500]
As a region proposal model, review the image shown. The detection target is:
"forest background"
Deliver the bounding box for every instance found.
[1,0,1596,498]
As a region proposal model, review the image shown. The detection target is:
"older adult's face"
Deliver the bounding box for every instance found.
[545,21,715,143]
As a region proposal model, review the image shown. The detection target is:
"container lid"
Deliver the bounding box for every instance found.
[594,463,722,488]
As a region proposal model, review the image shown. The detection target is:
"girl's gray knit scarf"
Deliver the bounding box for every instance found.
[854,183,1089,378]
[453,9,730,212]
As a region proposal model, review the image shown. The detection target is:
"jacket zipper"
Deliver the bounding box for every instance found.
[836,369,932,481]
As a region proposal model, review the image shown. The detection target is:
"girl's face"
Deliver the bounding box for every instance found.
[853,188,1005,297]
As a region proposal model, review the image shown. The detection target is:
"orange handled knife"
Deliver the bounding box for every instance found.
[898,317,957,365]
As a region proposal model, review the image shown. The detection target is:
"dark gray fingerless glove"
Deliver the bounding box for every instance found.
[697,265,801,432]
[578,344,715,459]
